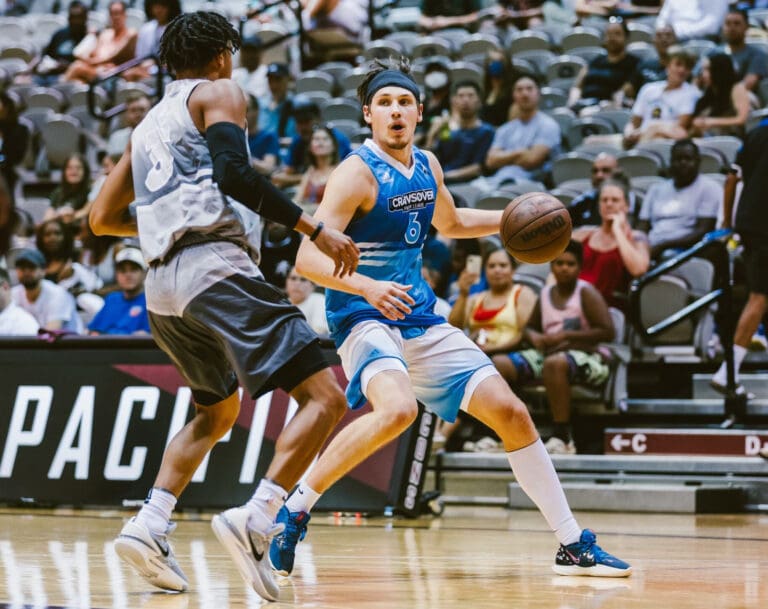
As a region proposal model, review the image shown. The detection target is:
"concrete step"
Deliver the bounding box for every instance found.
[604,427,768,457]
[508,482,746,513]
[623,398,768,416]
[693,373,768,399]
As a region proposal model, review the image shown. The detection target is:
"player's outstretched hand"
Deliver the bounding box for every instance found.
[314,227,360,278]
[365,282,415,321]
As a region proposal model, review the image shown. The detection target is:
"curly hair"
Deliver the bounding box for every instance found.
[158,11,240,75]
[356,56,413,106]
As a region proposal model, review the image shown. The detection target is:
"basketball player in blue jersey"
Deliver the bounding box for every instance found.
[89,12,360,602]
[273,57,632,579]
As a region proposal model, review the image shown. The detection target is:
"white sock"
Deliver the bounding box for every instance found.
[135,487,176,535]
[246,479,287,533]
[713,344,748,386]
[285,482,322,514]
[507,439,581,546]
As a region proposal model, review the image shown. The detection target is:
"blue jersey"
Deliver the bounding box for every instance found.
[326,140,445,345]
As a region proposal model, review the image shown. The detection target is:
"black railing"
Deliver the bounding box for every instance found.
[87,55,165,121]
[629,228,745,425]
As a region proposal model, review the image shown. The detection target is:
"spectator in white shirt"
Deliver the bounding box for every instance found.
[11,248,82,333]
[656,0,730,42]
[624,46,700,148]
[0,266,39,335]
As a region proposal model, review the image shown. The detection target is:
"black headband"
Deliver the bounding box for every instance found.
[364,70,420,107]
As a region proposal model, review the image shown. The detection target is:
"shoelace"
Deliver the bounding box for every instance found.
[281,514,308,547]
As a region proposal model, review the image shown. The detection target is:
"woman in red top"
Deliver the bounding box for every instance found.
[573,179,650,309]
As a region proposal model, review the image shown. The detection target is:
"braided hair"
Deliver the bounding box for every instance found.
[159,11,241,76]
[356,56,413,106]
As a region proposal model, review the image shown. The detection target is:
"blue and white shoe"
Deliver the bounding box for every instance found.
[269,506,310,576]
[553,529,632,578]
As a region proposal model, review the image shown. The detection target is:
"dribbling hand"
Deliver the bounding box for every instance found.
[366,281,415,321]
[314,227,360,278]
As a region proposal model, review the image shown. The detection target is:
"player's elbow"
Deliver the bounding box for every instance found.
[89,207,111,236]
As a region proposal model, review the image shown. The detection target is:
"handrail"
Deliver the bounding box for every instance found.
[629,228,745,424]
[87,54,165,121]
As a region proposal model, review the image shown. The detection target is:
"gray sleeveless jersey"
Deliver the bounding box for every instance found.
[130,78,261,263]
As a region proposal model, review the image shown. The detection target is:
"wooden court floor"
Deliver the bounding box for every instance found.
[0,506,766,609]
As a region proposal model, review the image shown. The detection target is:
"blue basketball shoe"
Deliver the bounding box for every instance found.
[269,506,310,576]
[553,529,632,577]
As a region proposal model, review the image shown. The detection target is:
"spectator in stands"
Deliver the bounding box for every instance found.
[295,125,339,206]
[64,0,138,84]
[272,96,351,188]
[623,46,700,148]
[419,0,486,32]
[258,62,296,140]
[690,53,750,138]
[507,241,615,455]
[576,0,661,18]
[246,95,280,176]
[495,1,545,30]
[88,247,149,335]
[568,16,640,113]
[627,25,677,99]
[718,6,768,96]
[569,156,638,227]
[36,218,103,298]
[573,178,650,309]
[0,0,28,15]
[420,61,453,137]
[107,93,152,155]
[636,139,720,260]
[232,35,267,100]
[29,1,90,86]
[12,248,82,333]
[0,90,29,205]
[124,0,183,82]
[301,0,368,43]
[44,153,92,224]
[483,75,561,188]
[0,266,39,335]
[481,50,518,127]
[655,0,730,42]
[427,81,495,184]
[448,248,537,357]
[711,122,768,399]
[285,264,328,336]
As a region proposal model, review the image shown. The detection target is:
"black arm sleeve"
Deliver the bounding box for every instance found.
[205,121,303,229]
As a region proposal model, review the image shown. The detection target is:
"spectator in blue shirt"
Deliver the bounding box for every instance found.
[88,247,150,335]
[272,95,351,189]
[246,95,280,176]
[427,80,495,184]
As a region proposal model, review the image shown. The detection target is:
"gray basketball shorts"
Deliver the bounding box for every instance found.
[145,241,329,405]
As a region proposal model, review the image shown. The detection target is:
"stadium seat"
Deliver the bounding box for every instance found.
[316,62,353,88]
[567,46,607,64]
[508,29,551,54]
[383,30,421,55]
[0,17,26,43]
[363,39,403,61]
[627,22,654,44]
[321,97,361,123]
[475,195,511,211]
[0,43,36,63]
[449,61,484,88]
[411,36,453,59]
[25,87,66,112]
[682,39,717,58]
[539,86,568,111]
[459,34,501,58]
[616,149,664,177]
[566,116,615,149]
[295,70,335,95]
[698,149,727,174]
[626,41,659,63]
[561,27,603,52]
[39,113,85,171]
[513,262,550,292]
[552,152,595,185]
[591,108,633,132]
[514,49,557,77]
[545,55,587,89]
[696,136,741,165]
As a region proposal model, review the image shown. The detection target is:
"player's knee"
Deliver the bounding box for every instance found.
[198,401,239,439]
[381,400,418,432]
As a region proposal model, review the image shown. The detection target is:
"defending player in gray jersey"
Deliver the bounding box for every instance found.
[90,11,358,602]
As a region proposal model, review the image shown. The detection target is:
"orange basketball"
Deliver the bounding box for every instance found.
[500,192,572,264]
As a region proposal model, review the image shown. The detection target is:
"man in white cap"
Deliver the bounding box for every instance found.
[88,247,150,335]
